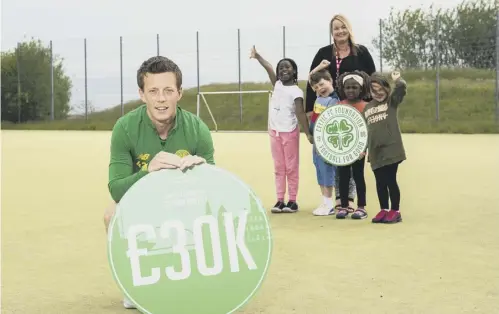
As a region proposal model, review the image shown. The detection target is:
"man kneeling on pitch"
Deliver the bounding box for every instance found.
[103,56,215,309]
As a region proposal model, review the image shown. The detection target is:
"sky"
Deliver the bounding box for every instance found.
[1,0,464,113]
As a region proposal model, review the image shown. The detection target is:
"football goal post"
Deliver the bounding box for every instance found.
[196,90,273,131]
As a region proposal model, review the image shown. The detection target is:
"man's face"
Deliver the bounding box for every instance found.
[139,72,182,124]
[313,78,334,97]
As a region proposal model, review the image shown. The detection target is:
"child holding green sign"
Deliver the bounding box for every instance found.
[333,70,371,220]
[308,60,357,216]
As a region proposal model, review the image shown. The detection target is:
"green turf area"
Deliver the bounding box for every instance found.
[2,131,499,313]
[3,69,498,133]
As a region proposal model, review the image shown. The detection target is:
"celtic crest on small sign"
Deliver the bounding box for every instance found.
[313,105,368,166]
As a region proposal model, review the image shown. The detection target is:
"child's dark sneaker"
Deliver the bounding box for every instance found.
[351,208,368,220]
[335,208,349,219]
[384,210,402,223]
[282,201,298,213]
[372,210,388,223]
[271,201,285,213]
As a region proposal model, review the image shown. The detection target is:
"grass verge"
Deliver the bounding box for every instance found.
[3,69,499,133]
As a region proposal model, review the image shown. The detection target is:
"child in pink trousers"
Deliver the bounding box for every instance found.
[250,45,313,213]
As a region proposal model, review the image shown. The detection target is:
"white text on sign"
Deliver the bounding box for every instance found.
[126,212,257,286]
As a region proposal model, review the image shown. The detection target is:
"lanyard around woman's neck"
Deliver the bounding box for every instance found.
[336,57,343,82]
[334,43,351,82]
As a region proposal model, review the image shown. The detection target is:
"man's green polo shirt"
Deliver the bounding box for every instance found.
[108,105,215,203]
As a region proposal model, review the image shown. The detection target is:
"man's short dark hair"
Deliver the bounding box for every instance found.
[309,69,333,86]
[137,56,183,91]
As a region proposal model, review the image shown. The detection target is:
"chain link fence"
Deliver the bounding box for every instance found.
[5,11,499,131]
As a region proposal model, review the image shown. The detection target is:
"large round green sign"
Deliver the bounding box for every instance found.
[107,164,272,314]
[313,104,368,166]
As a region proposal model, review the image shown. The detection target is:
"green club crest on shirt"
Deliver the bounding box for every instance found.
[313,104,368,166]
[107,164,272,314]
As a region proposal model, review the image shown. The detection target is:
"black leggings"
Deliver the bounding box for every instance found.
[373,162,401,210]
[339,157,366,208]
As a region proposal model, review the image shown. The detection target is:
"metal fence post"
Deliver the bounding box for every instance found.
[282,26,286,58]
[157,34,160,56]
[196,31,200,117]
[435,15,440,122]
[120,36,124,116]
[50,40,54,120]
[238,28,242,122]
[329,24,331,46]
[495,11,499,123]
[16,42,21,123]
[379,19,383,73]
[84,38,88,120]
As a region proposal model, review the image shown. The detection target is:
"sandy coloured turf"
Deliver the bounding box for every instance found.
[2,130,499,313]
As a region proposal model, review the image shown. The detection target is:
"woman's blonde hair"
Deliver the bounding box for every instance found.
[330,14,356,47]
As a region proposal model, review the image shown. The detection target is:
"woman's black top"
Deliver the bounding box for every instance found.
[305,44,376,113]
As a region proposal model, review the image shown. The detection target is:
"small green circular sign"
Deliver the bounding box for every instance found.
[107,164,272,314]
[313,104,368,166]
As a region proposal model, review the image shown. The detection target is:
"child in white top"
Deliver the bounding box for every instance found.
[250,45,313,213]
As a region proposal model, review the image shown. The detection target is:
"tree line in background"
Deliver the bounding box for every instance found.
[1,0,497,123]
[373,0,497,69]
[1,40,73,123]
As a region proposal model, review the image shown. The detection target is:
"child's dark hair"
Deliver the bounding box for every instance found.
[309,69,333,86]
[276,58,298,83]
[337,70,370,100]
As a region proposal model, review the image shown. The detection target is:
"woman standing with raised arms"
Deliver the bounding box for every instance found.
[305,14,376,213]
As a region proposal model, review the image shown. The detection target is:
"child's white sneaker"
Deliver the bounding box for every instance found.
[123,296,136,309]
[312,203,335,216]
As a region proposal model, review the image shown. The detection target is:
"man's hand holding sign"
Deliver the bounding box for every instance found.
[147,152,206,172]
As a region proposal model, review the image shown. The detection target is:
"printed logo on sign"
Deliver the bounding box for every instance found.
[107,165,272,314]
[313,104,368,166]
[326,119,354,151]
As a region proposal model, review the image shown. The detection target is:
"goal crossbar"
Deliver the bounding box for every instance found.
[199,90,271,95]
[196,90,273,132]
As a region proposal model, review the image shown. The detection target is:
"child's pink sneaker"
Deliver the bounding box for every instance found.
[384,210,402,224]
[371,210,388,223]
